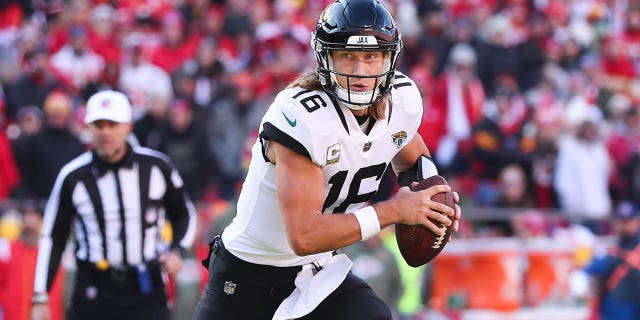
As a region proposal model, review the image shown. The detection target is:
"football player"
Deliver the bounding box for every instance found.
[193,1,461,319]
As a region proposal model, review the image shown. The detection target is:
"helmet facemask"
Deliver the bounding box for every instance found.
[314,36,401,110]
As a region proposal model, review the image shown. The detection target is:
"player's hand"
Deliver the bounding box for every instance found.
[392,185,454,234]
[31,304,51,320]
[158,250,182,275]
[452,191,462,233]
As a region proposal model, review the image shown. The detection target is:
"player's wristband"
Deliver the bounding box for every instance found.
[352,206,381,241]
[32,292,49,305]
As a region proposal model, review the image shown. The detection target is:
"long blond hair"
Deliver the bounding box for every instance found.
[286,72,390,120]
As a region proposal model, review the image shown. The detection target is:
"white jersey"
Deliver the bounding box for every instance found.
[222,72,423,267]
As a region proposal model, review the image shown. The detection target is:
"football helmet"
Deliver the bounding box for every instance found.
[312,0,402,110]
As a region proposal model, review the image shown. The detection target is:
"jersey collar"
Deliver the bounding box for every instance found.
[92,143,135,176]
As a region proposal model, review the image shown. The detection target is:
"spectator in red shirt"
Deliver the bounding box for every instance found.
[0,97,19,200]
[0,204,65,320]
[151,10,202,74]
[0,2,24,29]
[0,131,19,200]
[608,103,640,200]
[87,4,121,64]
[424,43,485,175]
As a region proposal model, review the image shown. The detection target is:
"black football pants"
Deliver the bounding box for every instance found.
[191,236,392,320]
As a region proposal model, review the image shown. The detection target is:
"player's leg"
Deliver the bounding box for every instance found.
[192,237,297,319]
[303,273,392,320]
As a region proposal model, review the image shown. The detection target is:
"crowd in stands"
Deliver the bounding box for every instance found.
[0,0,638,224]
[1,0,640,318]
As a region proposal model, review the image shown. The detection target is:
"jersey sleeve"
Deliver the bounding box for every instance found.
[34,169,76,293]
[158,157,197,255]
[259,88,328,166]
[391,72,424,144]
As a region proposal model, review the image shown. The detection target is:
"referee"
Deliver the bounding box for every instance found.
[31,90,197,320]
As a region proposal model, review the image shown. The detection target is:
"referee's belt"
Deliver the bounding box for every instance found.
[76,260,161,283]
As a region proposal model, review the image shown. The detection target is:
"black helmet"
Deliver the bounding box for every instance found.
[312,0,402,109]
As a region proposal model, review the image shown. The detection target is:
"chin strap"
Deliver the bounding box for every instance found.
[334,84,379,110]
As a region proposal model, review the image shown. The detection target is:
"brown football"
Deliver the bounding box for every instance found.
[396,175,455,267]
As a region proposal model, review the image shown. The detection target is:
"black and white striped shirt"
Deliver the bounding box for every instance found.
[34,144,197,293]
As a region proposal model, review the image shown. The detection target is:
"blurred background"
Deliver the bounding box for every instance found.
[1,0,639,319]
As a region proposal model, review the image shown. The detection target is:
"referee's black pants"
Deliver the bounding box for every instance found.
[67,261,170,320]
[191,236,392,320]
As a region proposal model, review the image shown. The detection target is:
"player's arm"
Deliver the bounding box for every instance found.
[269,138,453,256]
[269,141,362,255]
[387,134,461,230]
[391,133,431,178]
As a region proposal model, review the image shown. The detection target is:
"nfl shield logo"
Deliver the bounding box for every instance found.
[224,281,236,295]
[85,286,98,300]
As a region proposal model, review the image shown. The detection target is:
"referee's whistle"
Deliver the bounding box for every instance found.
[95,259,109,271]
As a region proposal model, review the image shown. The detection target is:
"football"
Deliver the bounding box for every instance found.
[396,175,455,267]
